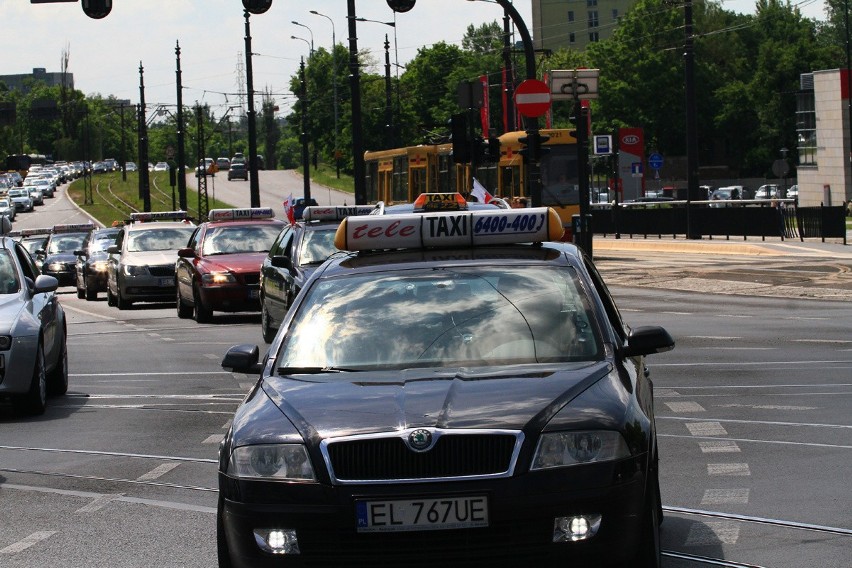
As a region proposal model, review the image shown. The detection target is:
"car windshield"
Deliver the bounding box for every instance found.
[22,238,47,255]
[202,225,281,255]
[0,250,20,294]
[298,228,338,265]
[90,235,118,253]
[127,226,194,252]
[48,233,88,254]
[277,266,602,371]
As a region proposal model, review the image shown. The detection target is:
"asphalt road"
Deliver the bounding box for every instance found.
[1,179,849,567]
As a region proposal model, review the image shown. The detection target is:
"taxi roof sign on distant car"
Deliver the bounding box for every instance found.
[302,205,376,223]
[19,227,53,237]
[335,206,564,252]
[52,223,95,234]
[129,210,188,223]
[413,192,468,212]
[208,207,276,222]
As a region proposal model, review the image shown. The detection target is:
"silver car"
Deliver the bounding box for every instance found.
[0,237,68,415]
[0,198,16,221]
[106,211,196,309]
[8,188,33,212]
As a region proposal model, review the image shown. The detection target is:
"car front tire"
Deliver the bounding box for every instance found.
[116,288,132,310]
[47,331,69,397]
[261,303,276,344]
[22,341,47,415]
[176,286,193,318]
[193,285,212,323]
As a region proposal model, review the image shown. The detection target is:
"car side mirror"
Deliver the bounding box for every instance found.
[107,245,120,254]
[623,326,675,357]
[177,247,196,258]
[271,255,294,271]
[32,274,59,294]
[222,344,263,374]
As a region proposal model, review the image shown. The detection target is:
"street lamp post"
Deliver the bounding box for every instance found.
[354,17,397,149]
[292,21,314,57]
[291,35,311,52]
[347,0,367,204]
[310,9,340,178]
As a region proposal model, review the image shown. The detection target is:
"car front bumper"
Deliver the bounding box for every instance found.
[199,285,261,313]
[219,456,648,568]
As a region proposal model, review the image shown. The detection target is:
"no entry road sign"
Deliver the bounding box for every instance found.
[514,79,552,118]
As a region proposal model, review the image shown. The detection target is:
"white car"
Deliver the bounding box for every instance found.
[0,198,16,221]
[153,162,170,172]
[8,188,33,212]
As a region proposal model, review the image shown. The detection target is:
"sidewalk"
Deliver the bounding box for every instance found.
[592,231,852,302]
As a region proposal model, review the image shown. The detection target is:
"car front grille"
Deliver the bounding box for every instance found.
[325,431,520,483]
[148,265,175,277]
[242,273,260,286]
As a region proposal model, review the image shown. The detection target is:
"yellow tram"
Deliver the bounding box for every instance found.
[364,128,581,236]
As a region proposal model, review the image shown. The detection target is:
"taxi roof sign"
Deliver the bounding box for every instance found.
[52,223,95,234]
[130,210,188,223]
[302,205,376,222]
[413,193,468,212]
[335,207,564,252]
[208,207,276,222]
[19,227,53,237]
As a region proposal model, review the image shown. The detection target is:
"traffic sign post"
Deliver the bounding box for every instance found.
[594,135,612,156]
[513,79,552,118]
[648,152,664,170]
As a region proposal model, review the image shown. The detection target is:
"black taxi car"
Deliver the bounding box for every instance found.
[39,223,96,286]
[175,208,285,323]
[258,205,375,343]
[74,226,121,300]
[11,227,52,263]
[218,206,674,567]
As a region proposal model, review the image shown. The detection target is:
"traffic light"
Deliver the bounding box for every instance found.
[487,136,501,162]
[538,133,551,158]
[450,113,471,163]
[518,132,549,162]
[81,0,112,19]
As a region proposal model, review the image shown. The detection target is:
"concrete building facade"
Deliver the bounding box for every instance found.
[531,0,636,52]
[0,68,73,93]
[796,69,852,208]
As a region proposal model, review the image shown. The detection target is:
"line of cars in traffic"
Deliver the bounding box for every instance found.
[3,194,678,566]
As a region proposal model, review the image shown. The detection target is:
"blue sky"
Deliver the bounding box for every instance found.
[0,0,828,120]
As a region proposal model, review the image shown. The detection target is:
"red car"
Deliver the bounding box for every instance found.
[175,208,286,322]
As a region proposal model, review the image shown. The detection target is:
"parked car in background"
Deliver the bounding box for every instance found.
[755,184,780,199]
[786,184,799,201]
[153,162,170,172]
[125,162,138,172]
[710,186,749,207]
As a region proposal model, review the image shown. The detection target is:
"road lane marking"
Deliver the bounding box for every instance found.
[664,416,852,430]
[664,401,705,412]
[683,521,740,545]
[76,493,124,513]
[202,435,222,444]
[0,531,57,554]
[707,463,751,476]
[686,422,728,436]
[698,440,741,453]
[655,389,680,397]
[661,433,852,450]
[701,488,749,505]
[137,463,181,481]
[716,404,817,411]
[1,483,216,514]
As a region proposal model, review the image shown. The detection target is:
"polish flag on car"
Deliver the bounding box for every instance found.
[283,193,296,224]
[470,178,494,204]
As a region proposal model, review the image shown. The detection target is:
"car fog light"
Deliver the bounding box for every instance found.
[253,529,300,555]
[553,514,602,542]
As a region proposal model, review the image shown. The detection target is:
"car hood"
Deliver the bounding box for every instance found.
[201,252,266,273]
[123,250,180,266]
[261,362,612,439]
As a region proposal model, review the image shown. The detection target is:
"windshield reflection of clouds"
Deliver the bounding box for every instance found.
[202,225,281,255]
[277,267,602,372]
[299,229,337,265]
[127,227,195,252]
[48,234,87,254]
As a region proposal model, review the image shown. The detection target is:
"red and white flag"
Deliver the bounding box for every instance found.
[282,193,296,224]
[470,178,493,204]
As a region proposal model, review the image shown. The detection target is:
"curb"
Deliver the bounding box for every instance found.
[593,238,784,256]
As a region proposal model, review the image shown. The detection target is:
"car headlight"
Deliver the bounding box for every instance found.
[91,261,109,272]
[46,263,65,272]
[202,272,237,286]
[228,444,316,481]
[0,336,11,350]
[530,431,631,470]
[123,264,149,276]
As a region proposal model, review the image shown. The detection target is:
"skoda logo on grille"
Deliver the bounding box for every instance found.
[407,429,433,451]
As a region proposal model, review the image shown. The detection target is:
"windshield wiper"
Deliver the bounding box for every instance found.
[277,366,361,375]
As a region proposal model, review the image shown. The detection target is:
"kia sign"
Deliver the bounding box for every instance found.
[513,79,552,118]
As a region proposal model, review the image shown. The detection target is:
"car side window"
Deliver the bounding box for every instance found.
[14,243,38,281]
[269,227,293,256]
[188,227,202,252]
[583,255,628,343]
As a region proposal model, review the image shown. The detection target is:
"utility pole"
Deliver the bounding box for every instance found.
[384,35,393,149]
[684,0,699,238]
[348,0,366,204]
[244,10,261,207]
[176,41,188,212]
[138,62,151,212]
[196,104,209,220]
[299,58,312,205]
